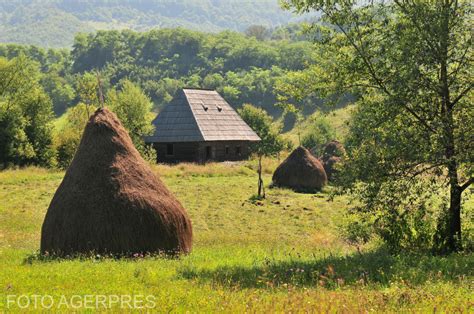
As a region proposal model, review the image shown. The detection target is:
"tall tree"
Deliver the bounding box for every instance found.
[0,55,55,167]
[245,25,269,41]
[283,0,473,252]
[239,104,287,198]
[107,80,154,153]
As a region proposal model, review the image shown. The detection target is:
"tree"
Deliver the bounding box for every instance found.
[41,72,75,115]
[245,25,269,41]
[0,55,55,167]
[301,112,335,154]
[107,80,155,160]
[76,72,100,118]
[54,103,97,169]
[238,104,287,198]
[283,1,473,253]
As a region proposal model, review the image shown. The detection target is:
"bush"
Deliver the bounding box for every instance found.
[301,113,335,154]
[341,178,444,253]
[55,128,80,169]
[136,143,157,164]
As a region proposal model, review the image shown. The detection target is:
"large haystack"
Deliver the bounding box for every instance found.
[41,108,192,256]
[272,146,327,192]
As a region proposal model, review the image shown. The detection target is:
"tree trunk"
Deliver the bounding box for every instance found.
[437,0,462,253]
[440,104,463,253]
[446,183,462,252]
[257,155,265,198]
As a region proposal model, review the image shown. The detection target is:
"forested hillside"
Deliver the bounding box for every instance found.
[0,27,326,168]
[0,0,315,47]
[0,28,319,118]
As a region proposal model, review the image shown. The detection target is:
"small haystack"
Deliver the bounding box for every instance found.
[322,140,346,159]
[272,146,327,192]
[41,108,192,256]
[321,140,346,181]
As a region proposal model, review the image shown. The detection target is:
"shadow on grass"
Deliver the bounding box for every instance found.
[178,248,473,289]
[22,251,179,265]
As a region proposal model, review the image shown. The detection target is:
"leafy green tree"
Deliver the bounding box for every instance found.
[0,55,55,167]
[54,103,96,169]
[301,112,335,154]
[107,80,155,159]
[142,78,182,110]
[76,71,100,117]
[41,72,75,115]
[238,104,286,198]
[283,0,473,253]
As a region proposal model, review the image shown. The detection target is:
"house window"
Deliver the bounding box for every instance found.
[225,146,230,155]
[235,146,241,156]
[206,146,212,159]
[166,144,174,156]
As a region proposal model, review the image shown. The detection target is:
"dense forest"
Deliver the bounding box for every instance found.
[0,28,318,117]
[0,0,316,47]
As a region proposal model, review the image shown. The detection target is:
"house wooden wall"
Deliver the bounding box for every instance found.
[152,141,253,163]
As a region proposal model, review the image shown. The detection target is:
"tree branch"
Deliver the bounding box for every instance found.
[393,0,441,56]
[403,162,446,178]
[460,178,473,192]
[447,38,471,84]
[450,83,473,108]
[321,6,438,134]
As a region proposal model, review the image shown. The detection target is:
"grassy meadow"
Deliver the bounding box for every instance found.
[0,162,473,312]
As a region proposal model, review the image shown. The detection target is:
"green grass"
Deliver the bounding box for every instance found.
[0,164,472,312]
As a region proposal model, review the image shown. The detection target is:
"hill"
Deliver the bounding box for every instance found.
[0,0,315,47]
[0,28,320,117]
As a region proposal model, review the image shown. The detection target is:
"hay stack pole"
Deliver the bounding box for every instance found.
[41,108,192,256]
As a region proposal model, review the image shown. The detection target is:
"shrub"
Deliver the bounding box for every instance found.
[54,103,96,169]
[301,113,335,154]
[341,178,445,253]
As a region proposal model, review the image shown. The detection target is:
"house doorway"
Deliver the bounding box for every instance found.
[205,146,212,160]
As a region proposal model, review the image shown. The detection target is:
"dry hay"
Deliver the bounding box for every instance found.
[272,146,327,192]
[41,108,192,256]
[322,156,342,181]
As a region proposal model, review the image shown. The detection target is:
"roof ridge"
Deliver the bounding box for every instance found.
[182,87,216,91]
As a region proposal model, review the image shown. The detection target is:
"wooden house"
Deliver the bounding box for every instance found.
[145,88,261,163]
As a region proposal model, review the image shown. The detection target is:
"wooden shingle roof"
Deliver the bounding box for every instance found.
[145,88,261,143]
